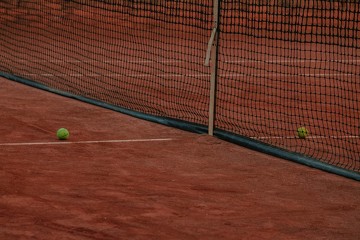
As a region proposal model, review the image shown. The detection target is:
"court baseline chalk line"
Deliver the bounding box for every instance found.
[22,73,357,78]
[5,59,360,64]
[0,138,174,146]
[252,135,359,140]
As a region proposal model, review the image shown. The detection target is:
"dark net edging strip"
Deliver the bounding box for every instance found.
[0,0,359,180]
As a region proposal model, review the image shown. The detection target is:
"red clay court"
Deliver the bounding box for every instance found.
[1,1,360,239]
[1,77,360,239]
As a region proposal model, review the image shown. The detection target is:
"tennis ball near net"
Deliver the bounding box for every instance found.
[297,127,308,139]
[57,128,69,140]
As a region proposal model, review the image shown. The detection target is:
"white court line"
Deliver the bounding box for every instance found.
[0,138,174,146]
[252,135,359,140]
[6,59,360,64]
[5,59,185,64]
[225,59,360,64]
[22,73,357,78]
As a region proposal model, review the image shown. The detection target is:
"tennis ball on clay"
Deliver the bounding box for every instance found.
[297,127,308,139]
[57,128,69,140]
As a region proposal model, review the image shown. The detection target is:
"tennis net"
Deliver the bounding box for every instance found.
[0,0,359,176]
[216,0,359,173]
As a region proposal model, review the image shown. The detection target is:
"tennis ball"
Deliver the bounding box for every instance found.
[57,128,69,140]
[297,127,308,139]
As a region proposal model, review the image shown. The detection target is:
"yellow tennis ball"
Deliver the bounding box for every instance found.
[297,127,308,139]
[57,128,69,140]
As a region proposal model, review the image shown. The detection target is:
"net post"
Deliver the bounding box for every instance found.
[207,0,220,136]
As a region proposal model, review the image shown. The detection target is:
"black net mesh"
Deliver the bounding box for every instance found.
[0,0,213,124]
[0,0,359,173]
[217,0,360,172]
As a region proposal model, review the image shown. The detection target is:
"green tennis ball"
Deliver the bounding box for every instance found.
[57,128,69,140]
[297,127,308,139]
